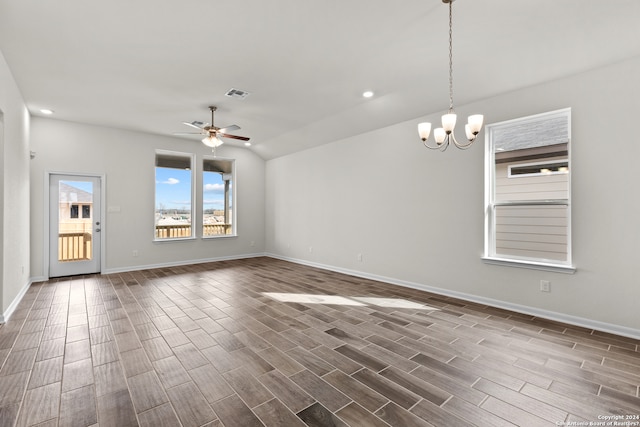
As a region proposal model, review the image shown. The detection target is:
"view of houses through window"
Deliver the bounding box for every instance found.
[203,157,234,237]
[155,152,194,239]
[58,181,93,261]
[485,109,571,266]
[154,151,234,240]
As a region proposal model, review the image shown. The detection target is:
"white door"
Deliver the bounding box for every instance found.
[49,175,101,277]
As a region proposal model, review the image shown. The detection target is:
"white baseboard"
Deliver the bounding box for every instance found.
[1,278,33,323]
[266,253,640,341]
[101,252,267,275]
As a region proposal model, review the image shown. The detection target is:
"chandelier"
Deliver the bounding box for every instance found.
[418,0,483,151]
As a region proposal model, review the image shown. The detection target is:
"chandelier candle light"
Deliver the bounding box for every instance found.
[418,0,483,150]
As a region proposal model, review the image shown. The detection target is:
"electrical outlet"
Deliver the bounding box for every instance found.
[250,241,255,247]
[357,253,363,262]
[309,246,313,253]
[133,250,139,257]
[540,280,551,292]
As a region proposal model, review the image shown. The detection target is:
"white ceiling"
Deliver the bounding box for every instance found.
[1,0,639,159]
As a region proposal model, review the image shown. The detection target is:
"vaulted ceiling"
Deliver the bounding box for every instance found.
[1,0,639,159]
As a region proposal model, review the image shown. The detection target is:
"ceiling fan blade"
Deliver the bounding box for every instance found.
[218,133,250,141]
[218,124,240,133]
[182,121,208,129]
[173,132,205,136]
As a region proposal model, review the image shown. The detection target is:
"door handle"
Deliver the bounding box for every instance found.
[95,228,101,232]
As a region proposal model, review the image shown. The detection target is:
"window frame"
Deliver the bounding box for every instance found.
[202,156,236,239]
[154,150,196,242]
[483,108,575,273]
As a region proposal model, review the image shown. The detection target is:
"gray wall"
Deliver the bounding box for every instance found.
[29,118,265,278]
[0,51,30,319]
[265,56,640,336]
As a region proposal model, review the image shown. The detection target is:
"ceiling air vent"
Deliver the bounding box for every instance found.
[225,88,250,100]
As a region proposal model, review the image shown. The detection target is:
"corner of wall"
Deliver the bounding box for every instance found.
[1,277,32,323]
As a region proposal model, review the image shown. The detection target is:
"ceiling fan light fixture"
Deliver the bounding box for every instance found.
[202,135,224,148]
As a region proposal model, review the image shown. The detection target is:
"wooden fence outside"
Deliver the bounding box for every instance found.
[58,232,92,261]
[155,224,232,239]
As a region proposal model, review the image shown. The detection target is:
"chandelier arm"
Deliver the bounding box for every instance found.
[422,139,448,150]
[450,131,475,149]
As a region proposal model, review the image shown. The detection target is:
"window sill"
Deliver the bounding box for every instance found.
[153,236,197,243]
[482,256,576,274]
[202,234,237,240]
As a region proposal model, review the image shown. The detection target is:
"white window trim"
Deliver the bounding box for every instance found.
[154,149,196,242]
[484,108,575,272]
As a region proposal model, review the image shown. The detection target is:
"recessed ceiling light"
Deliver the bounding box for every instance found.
[362,91,374,98]
[40,109,54,115]
[244,142,252,147]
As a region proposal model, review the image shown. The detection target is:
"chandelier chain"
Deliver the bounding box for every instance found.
[448,0,454,113]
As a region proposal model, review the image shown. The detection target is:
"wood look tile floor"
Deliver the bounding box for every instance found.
[0,257,638,427]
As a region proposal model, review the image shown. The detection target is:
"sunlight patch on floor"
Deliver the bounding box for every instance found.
[263,292,439,310]
[350,297,439,310]
[263,293,366,306]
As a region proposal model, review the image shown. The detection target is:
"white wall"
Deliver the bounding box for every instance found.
[30,118,265,278]
[0,51,30,320]
[265,56,640,336]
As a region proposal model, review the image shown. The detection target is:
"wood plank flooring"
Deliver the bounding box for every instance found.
[0,257,638,426]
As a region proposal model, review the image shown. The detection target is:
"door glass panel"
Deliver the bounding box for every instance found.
[58,180,93,262]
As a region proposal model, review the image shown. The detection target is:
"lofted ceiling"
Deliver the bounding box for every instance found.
[1,0,639,159]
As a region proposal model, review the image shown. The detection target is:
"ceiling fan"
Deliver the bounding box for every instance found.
[177,106,250,150]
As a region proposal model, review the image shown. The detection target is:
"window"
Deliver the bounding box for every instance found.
[484,108,574,271]
[70,204,79,219]
[508,160,569,178]
[203,157,235,237]
[82,205,91,218]
[155,151,194,240]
